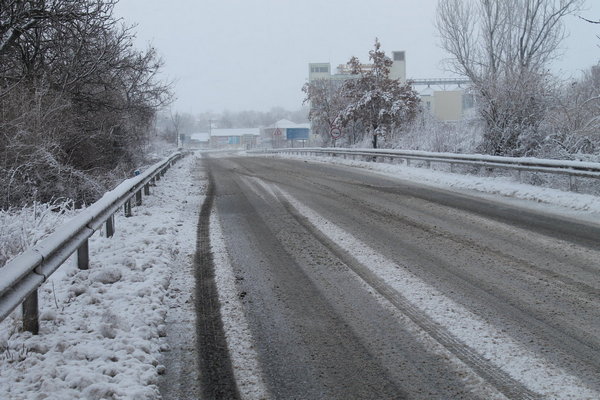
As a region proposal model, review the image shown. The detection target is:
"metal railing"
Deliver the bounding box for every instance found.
[0,151,186,333]
[255,148,600,190]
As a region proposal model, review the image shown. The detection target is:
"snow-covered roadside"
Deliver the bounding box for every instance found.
[261,153,600,218]
[0,154,204,400]
[274,184,599,400]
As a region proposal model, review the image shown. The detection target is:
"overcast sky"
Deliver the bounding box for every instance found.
[114,0,600,114]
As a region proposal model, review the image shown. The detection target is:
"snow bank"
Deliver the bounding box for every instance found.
[0,154,203,400]
[265,153,600,216]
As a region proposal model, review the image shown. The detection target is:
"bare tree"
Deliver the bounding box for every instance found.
[437,0,583,156]
[302,78,351,146]
[0,0,173,208]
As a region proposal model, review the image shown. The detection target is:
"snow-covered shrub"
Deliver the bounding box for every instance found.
[393,113,483,153]
[0,200,75,268]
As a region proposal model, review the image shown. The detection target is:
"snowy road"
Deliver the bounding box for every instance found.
[204,154,600,400]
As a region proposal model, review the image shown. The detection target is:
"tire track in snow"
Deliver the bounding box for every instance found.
[194,171,241,400]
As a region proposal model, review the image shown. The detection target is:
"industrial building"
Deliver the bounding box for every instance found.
[308,50,472,122]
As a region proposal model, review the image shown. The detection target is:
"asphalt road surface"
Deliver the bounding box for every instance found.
[201,154,600,400]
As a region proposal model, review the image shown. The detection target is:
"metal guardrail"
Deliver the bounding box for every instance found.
[255,148,600,189]
[0,151,186,333]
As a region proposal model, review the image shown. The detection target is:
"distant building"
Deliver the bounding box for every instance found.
[262,119,312,148]
[309,51,406,82]
[308,51,473,122]
[415,80,474,122]
[188,132,210,148]
[210,128,261,149]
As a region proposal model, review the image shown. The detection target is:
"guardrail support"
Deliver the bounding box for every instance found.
[135,190,142,206]
[569,175,577,192]
[22,291,39,334]
[144,183,150,196]
[77,240,89,270]
[124,199,132,217]
[106,215,115,238]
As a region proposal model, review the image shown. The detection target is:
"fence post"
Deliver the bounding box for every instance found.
[22,291,39,334]
[106,214,115,238]
[77,240,89,270]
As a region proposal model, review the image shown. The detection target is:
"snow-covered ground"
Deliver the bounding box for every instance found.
[262,152,600,223]
[0,154,204,400]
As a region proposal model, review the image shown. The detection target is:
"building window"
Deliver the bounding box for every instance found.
[393,51,405,61]
[311,66,329,74]
[462,93,474,109]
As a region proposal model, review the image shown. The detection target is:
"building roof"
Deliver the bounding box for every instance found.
[211,128,260,137]
[268,119,308,129]
[190,132,210,141]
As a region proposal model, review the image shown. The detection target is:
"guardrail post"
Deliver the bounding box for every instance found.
[144,183,150,196]
[450,163,455,173]
[124,199,132,217]
[22,291,39,334]
[77,240,89,270]
[426,160,431,169]
[106,214,115,238]
[135,190,142,206]
[569,175,577,192]
[406,159,411,167]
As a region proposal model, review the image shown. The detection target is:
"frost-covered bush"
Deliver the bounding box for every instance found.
[539,64,600,160]
[0,200,75,268]
[392,113,483,154]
